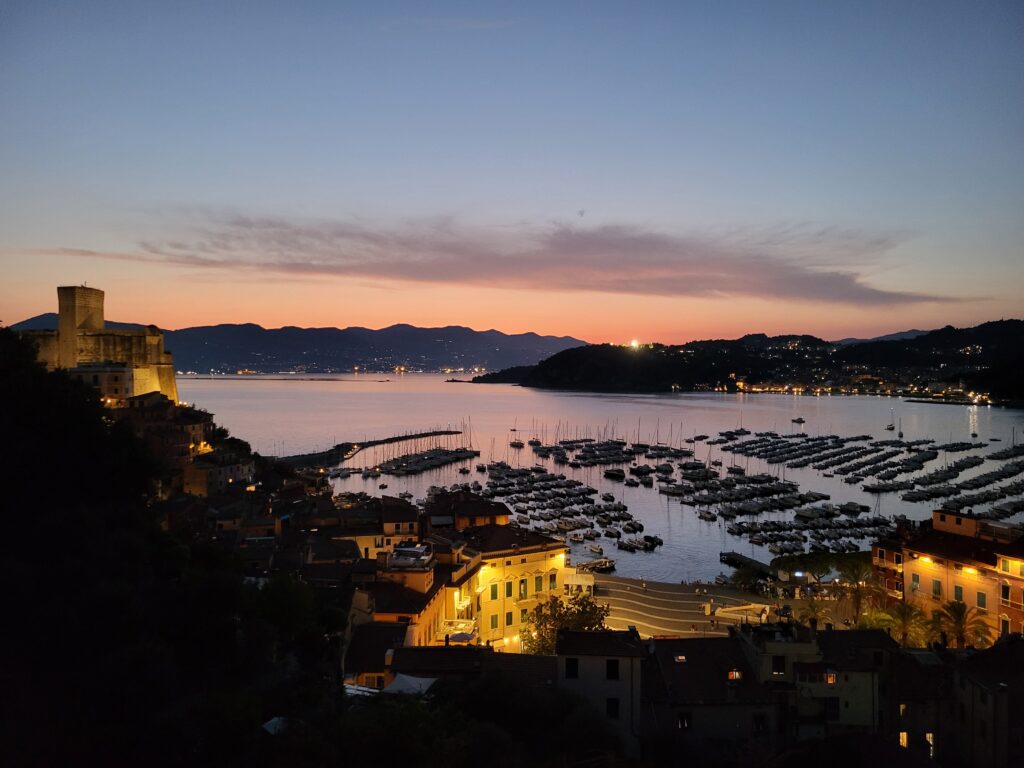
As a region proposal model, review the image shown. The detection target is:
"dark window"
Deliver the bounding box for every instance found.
[955,517,962,526]
[824,697,840,721]
[677,713,691,730]
[606,659,620,680]
[606,697,620,719]
[505,611,513,626]
[519,579,527,599]
[873,651,883,666]
[490,584,498,600]
[549,573,557,590]
[505,581,512,598]
[565,657,579,679]
[535,575,543,592]
[771,655,786,675]
[753,714,767,734]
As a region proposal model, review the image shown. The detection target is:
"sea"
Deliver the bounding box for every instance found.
[178,374,1024,582]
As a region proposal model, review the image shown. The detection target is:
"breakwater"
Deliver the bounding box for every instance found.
[277,429,462,468]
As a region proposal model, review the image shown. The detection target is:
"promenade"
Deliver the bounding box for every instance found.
[594,575,772,638]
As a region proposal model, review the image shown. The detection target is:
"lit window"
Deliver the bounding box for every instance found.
[899,703,907,717]
[1000,559,1010,573]
[728,669,743,681]
[899,731,908,748]
[674,655,687,663]
[825,672,837,686]
[926,732,934,759]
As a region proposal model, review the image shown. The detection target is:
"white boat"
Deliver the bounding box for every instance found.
[589,543,604,555]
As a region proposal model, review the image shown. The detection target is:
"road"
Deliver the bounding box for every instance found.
[593,575,771,638]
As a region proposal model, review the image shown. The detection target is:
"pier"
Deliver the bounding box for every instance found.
[277,429,462,468]
[719,551,774,578]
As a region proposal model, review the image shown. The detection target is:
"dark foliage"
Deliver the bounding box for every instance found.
[1,329,341,767]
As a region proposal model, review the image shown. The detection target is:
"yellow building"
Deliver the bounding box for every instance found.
[432,525,569,652]
[879,509,1024,639]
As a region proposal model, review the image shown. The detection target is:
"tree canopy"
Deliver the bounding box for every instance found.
[522,593,610,655]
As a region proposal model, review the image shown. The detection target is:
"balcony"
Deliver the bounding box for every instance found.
[873,556,902,574]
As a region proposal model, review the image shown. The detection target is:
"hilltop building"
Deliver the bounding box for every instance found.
[20,285,178,402]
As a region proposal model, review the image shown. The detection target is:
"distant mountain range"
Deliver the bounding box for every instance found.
[474,320,1024,400]
[10,314,585,373]
[832,329,929,346]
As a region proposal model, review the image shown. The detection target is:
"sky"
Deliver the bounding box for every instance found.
[1,0,1022,343]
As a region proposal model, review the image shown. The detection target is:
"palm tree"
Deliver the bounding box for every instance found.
[938,600,993,649]
[856,606,888,630]
[838,558,873,620]
[799,597,833,627]
[887,600,926,647]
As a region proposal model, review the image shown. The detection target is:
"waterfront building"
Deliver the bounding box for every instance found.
[20,285,178,402]
[874,509,1024,639]
[430,523,569,652]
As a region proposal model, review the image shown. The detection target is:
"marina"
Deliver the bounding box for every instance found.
[180,373,1024,582]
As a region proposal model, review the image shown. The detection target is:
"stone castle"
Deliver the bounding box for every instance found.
[23,286,179,403]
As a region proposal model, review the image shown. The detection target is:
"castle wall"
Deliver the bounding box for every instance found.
[19,286,179,403]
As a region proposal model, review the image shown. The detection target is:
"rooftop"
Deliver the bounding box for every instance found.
[905,528,1024,567]
[649,636,772,706]
[362,578,443,616]
[556,628,645,658]
[391,645,557,685]
[344,622,408,674]
[425,490,509,520]
[453,524,568,556]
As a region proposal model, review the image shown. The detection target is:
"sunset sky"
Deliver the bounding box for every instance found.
[2,1,1022,344]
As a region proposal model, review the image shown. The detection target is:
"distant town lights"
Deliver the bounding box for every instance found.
[629,339,640,350]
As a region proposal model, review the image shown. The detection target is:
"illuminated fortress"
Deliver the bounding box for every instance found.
[23,286,179,403]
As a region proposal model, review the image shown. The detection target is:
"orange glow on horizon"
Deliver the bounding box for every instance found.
[1,255,1011,347]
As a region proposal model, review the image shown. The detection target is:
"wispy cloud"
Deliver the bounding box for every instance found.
[41,211,958,306]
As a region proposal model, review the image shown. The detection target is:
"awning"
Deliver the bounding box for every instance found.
[383,673,437,696]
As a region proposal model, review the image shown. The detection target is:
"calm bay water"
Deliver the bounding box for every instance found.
[179,374,1024,581]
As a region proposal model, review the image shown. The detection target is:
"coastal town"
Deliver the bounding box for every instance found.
[6,284,1021,766]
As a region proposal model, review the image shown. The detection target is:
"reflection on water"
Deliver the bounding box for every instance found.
[179,374,1023,581]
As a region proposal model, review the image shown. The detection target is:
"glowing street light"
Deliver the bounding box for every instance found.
[629,339,640,350]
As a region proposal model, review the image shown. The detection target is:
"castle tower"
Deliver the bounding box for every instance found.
[57,285,105,368]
